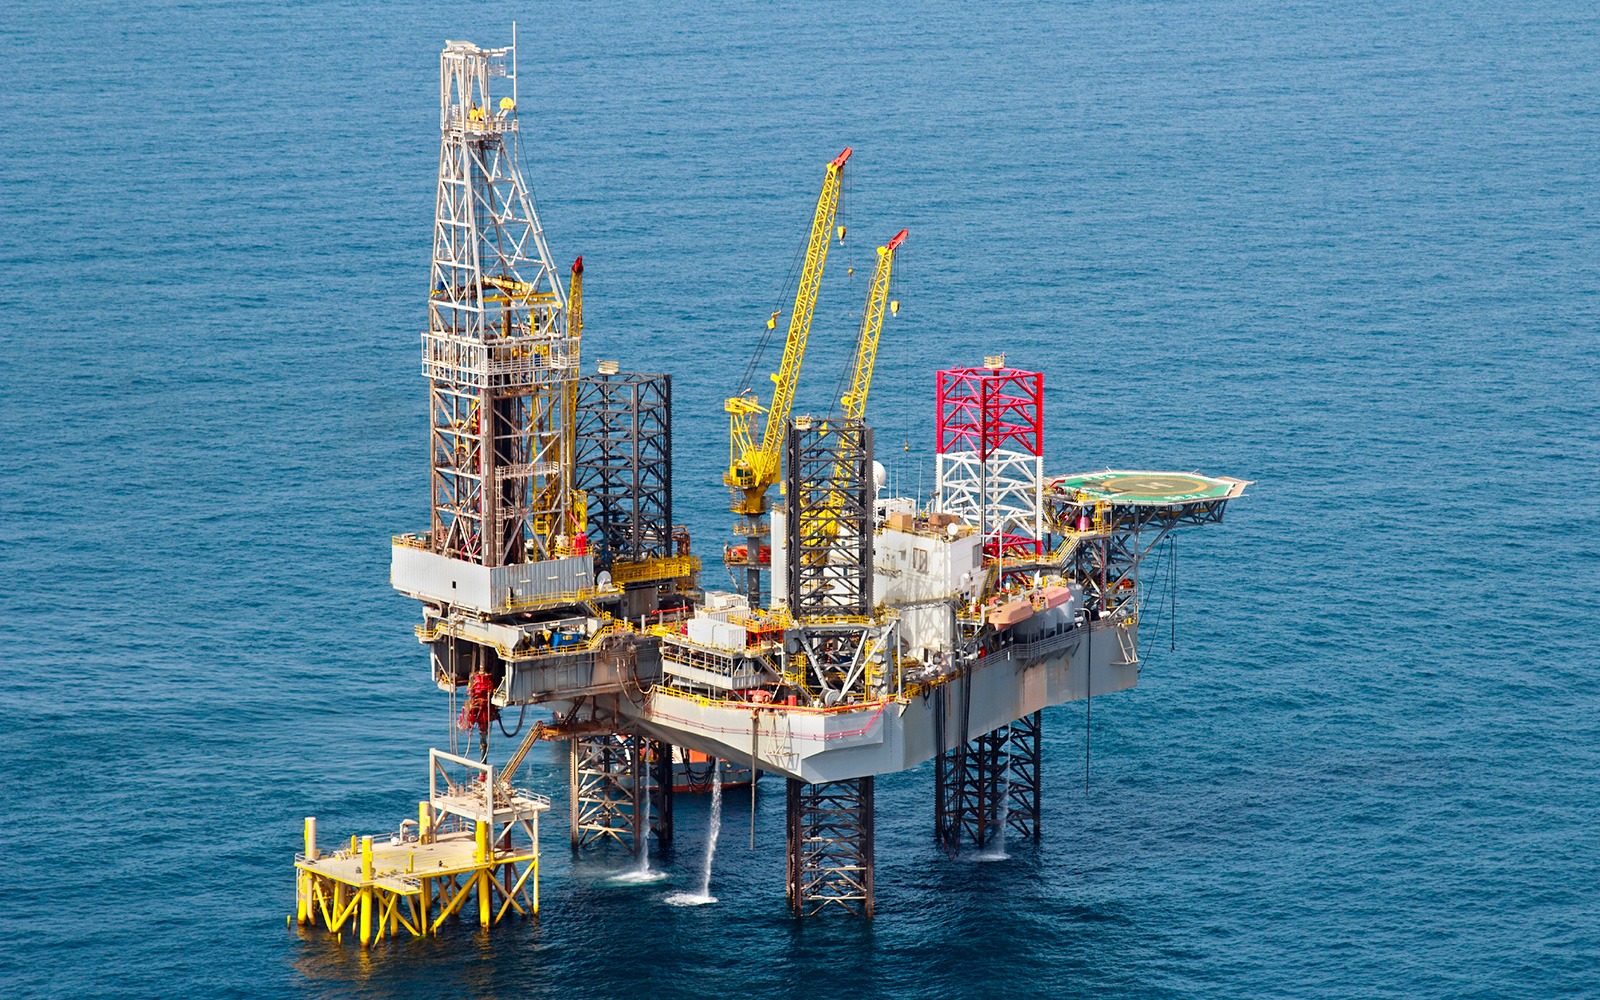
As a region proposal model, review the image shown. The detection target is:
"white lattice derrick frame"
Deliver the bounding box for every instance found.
[935,449,1044,541]
[425,37,579,567]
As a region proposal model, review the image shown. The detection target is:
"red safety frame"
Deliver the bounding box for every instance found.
[935,367,1044,458]
[981,534,1044,560]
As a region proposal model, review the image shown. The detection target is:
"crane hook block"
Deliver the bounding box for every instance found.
[836,225,846,242]
[890,300,900,315]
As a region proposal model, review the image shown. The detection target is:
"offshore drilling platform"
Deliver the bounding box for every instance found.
[291,34,1248,943]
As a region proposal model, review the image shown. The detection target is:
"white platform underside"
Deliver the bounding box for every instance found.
[620,620,1135,783]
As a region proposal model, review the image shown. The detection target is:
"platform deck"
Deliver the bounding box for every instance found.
[296,830,537,895]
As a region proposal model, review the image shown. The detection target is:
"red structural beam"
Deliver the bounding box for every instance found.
[934,366,1044,458]
[982,533,1044,559]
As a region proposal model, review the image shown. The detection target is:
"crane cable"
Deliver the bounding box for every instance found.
[739,164,850,397]
[738,233,805,394]
[828,230,899,420]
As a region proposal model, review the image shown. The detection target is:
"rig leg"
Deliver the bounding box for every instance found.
[571,732,649,855]
[651,739,675,850]
[1006,711,1042,841]
[569,738,580,851]
[786,776,874,918]
[935,725,1010,854]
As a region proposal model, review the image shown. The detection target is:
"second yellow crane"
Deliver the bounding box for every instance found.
[724,147,852,602]
[839,228,907,422]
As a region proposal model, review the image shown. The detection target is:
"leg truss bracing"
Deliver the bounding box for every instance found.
[936,449,1044,542]
[649,740,674,849]
[784,418,874,619]
[569,734,651,855]
[935,713,1045,852]
[787,777,874,918]
[933,365,1045,547]
[1005,711,1042,842]
[574,373,672,570]
[935,727,1006,853]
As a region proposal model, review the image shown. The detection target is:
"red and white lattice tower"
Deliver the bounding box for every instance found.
[934,363,1044,554]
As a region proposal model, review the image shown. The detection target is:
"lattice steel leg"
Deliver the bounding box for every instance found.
[651,739,674,850]
[935,743,961,854]
[786,776,874,917]
[971,728,1007,848]
[571,733,646,855]
[934,726,1011,854]
[1006,711,1042,841]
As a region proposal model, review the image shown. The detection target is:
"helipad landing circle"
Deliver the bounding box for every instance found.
[1097,474,1214,498]
[1050,470,1243,504]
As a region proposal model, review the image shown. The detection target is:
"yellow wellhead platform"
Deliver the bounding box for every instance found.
[293,749,549,946]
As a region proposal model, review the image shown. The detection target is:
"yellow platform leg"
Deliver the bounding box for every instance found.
[420,876,431,936]
[298,817,317,925]
[476,821,491,928]
[359,835,374,947]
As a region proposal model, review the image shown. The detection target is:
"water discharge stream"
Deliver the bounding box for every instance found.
[664,762,721,905]
[610,758,668,884]
[978,746,1011,862]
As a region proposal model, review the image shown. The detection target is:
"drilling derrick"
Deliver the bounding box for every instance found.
[392,38,677,775]
[426,40,578,568]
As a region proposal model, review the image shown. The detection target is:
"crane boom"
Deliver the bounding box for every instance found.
[759,147,852,460]
[839,229,907,421]
[725,147,852,513]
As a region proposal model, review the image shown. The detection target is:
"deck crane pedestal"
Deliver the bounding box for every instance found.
[724,147,851,605]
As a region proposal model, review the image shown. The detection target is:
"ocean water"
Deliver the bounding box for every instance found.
[3,1,1597,997]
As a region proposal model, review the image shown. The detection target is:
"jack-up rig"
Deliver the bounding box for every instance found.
[291,34,1249,942]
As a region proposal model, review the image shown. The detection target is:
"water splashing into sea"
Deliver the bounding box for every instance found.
[978,744,1011,862]
[664,762,721,905]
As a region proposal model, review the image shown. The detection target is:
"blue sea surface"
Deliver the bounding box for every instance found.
[2,2,1597,997]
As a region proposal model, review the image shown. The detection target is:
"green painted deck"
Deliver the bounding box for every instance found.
[1048,470,1249,505]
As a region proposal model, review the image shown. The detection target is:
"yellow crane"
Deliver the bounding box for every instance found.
[793,229,907,556]
[838,229,907,421]
[724,148,851,601]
